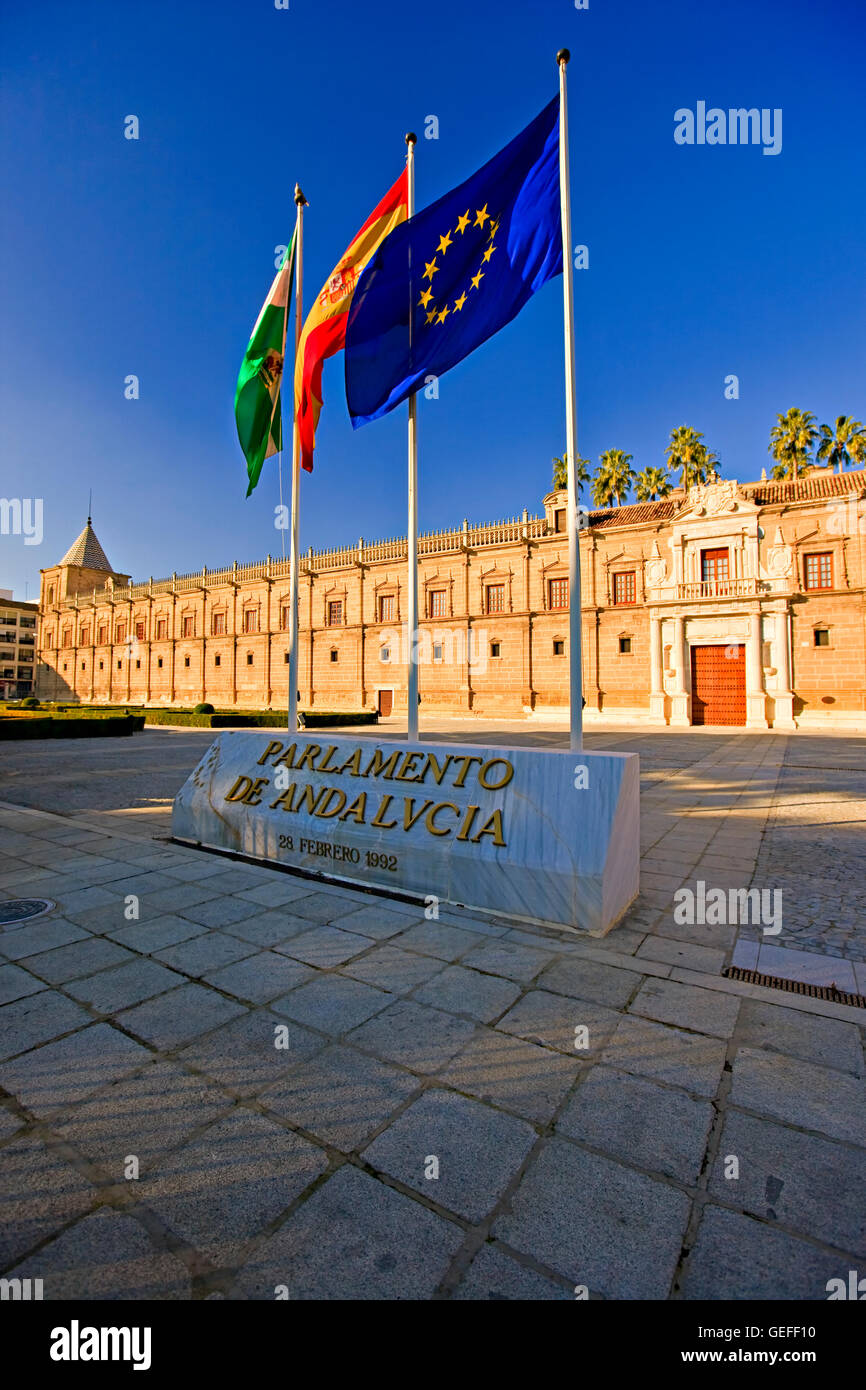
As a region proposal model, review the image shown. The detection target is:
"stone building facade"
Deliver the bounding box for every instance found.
[37,470,866,730]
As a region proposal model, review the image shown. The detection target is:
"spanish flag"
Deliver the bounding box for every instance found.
[294,169,408,471]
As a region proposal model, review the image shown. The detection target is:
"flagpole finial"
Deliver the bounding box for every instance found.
[557,48,570,65]
[405,132,417,147]
[294,184,307,206]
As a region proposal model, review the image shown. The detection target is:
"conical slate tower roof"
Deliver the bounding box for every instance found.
[59,519,113,571]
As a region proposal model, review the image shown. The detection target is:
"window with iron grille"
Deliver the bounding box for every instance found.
[155,619,167,639]
[328,600,343,627]
[486,583,505,614]
[182,616,195,637]
[548,577,568,609]
[429,589,446,618]
[378,594,395,623]
[612,571,636,605]
[243,609,258,634]
[804,552,833,590]
[212,612,226,635]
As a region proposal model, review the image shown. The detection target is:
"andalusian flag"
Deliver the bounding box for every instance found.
[294,171,408,472]
[235,230,296,497]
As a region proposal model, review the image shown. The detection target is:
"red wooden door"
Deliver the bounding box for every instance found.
[690,644,745,725]
[377,689,393,717]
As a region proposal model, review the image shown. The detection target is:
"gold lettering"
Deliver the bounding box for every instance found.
[273,742,298,770]
[452,755,483,788]
[471,810,506,847]
[478,758,514,791]
[294,743,322,772]
[394,751,425,783]
[314,787,347,818]
[225,775,256,803]
[422,753,453,785]
[364,749,401,780]
[336,748,364,777]
[371,794,398,828]
[455,804,481,841]
[339,793,368,823]
[243,776,269,807]
[257,740,284,766]
[425,801,459,836]
[316,744,340,774]
[270,782,298,812]
[403,797,434,831]
[298,783,328,815]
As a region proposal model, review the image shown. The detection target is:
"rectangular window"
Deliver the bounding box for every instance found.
[814,628,830,647]
[157,657,163,668]
[212,612,226,635]
[429,589,447,618]
[619,636,632,654]
[553,640,565,656]
[98,660,104,670]
[280,605,290,631]
[486,583,505,614]
[701,547,730,588]
[433,643,443,662]
[46,630,54,647]
[80,627,90,646]
[246,652,254,665]
[182,616,195,637]
[116,623,127,644]
[380,645,391,663]
[490,641,501,658]
[548,577,569,610]
[61,629,72,648]
[554,508,566,534]
[243,610,258,634]
[214,654,221,666]
[155,619,167,639]
[330,649,338,663]
[378,595,395,623]
[135,659,141,669]
[804,552,833,590]
[284,652,290,664]
[135,621,145,641]
[612,571,636,605]
[98,625,108,644]
[328,600,343,627]
[117,659,122,670]
[184,656,190,667]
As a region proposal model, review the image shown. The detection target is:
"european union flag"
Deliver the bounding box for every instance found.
[345,96,562,426]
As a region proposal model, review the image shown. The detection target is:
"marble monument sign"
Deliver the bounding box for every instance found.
[172,732,639,936]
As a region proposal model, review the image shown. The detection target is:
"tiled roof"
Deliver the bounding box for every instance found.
[743,468,866,505]
[587,500,679,529]
[59,522,113,571]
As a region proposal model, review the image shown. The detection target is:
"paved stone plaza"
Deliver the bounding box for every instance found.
[0,724,864,1299]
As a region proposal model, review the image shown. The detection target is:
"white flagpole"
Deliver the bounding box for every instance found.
[287,184,307,732]
[405,131,419,742]
[557,49,583,751]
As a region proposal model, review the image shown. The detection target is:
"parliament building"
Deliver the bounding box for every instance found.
[36,469,866,730]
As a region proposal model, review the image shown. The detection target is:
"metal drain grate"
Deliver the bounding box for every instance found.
[0,899,56,928]
[723,965,865,1009]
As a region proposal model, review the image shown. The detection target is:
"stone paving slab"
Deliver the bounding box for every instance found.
[679,1206,849,1300]
[5,1208,192,1300]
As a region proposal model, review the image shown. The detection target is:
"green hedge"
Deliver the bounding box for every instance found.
[0,715,142,740]
[142,709,377,729]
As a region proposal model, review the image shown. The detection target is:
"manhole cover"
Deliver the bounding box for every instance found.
[0,899,56,928]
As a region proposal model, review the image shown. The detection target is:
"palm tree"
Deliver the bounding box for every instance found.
[665,426,715,489]
[635,465,673,501]
[592,449,635,508]
[816,415,866,473]
[552,452,591,495]
[768,408,818,480]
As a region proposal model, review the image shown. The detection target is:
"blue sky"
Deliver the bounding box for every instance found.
[2,0,864,600]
